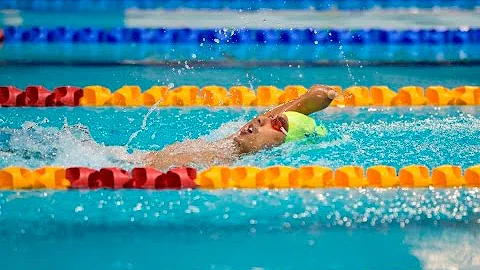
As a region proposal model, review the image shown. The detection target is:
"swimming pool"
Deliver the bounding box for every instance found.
[1,78,479,270]
[1,2,480,270]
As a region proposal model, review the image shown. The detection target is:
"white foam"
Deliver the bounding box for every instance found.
[0,121,144,169]
[408,230,480,270]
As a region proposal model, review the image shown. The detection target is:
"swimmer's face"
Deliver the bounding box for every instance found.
[233,114,288,154]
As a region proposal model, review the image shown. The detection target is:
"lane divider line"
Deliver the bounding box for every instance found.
[0,165,479,189]
[1,85,479,107]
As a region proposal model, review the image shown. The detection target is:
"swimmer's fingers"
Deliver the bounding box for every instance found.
[310,85,337,100]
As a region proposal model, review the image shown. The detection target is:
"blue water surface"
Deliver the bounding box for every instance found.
[1,47,480,269]
[0,188,479,270]
[1,64,480,90]
[0,104,479,269]
[1,106,479,170]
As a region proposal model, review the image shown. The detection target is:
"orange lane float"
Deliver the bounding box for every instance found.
[391,86,427,106]
[464,166,480,187]
[0,167,36,189]
[229,86,256,106]
[80,85,111,106]
[333,166,366,187]
[398,165,431,187]
[256,85,283,106]
[33,167,71,189]
[366,165,398,187]
[426,86,454,106]
[452,86,480,105]
[431,165,464,187]
[343,86,371,106]
[256,166,298,188]
[196,166,231,188]
[279,85,308,103]
[290,166,333,187]
[143,86,169,106]
[328,86,344,107]
[230,166,261,188]
[0,165,479,189]
[370,86,397,106]
[200,85,228,106]
[112,85,143,106]
[1,85,480,107]
[163,85,199,106]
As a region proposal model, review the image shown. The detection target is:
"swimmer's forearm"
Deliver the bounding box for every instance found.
[263,85,335,116]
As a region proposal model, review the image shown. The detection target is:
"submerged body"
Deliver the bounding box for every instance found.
[145,85,337,170]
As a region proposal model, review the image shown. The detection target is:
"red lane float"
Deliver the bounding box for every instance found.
[131,167,164,189]
[65,167,197,189]
[25,85,54,106]
[65,167,97,188]
[0,85,83,107]
[130,167,197,189]
[0,86,23,106]
[160,167,197,189]
[53,86,83,106]
[95,167,132,189]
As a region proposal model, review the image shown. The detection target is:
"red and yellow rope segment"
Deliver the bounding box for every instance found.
[0,165,479,190]
[1,85,479,107]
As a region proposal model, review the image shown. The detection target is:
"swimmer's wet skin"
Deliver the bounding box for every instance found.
[145,85,337,170]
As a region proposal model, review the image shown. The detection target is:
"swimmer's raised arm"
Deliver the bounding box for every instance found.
[263,85,337,117]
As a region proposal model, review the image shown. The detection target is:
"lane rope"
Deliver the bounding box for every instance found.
[1,0,479,11]
[3,26,480,45]
[1,85,479,107]
[0,165,479,190]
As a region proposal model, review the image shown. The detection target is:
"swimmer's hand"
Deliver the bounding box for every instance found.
[312,84,338,100]
[264,84,337,117]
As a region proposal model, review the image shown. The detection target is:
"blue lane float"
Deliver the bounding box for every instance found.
[3,26,480,45]
[1,0,479,10]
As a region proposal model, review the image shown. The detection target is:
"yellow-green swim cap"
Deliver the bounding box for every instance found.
[284,111,327,142]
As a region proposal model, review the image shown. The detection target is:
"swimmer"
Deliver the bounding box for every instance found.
[145,85,337,170]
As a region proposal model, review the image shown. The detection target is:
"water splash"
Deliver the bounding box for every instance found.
[408,229,480,270]
[0,108,479,170]
[0,120,144,169]
[125,97,165,150]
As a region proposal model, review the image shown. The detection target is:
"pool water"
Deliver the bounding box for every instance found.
[0,189,479,270]
[0,96,479,270]
[1,106,480,170]
[1,65,480,90]
[2,6,480,270]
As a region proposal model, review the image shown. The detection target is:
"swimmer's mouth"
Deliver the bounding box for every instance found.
[271,115,288,136]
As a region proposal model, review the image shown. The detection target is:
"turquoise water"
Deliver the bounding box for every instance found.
[1,65,480,90]
[1,107,480,170]
[0,102,479,269]
[1,40,480,269]
[2,4,480,269]
[0,189,479,270]
[2,44,480,63]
